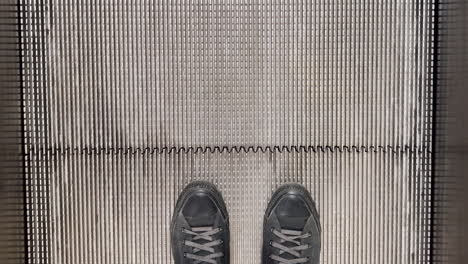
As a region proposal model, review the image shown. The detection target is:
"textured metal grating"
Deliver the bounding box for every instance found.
[0,1,25,264]
[19,1,435,263]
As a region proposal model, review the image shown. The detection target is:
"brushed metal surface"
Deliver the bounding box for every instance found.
[0,1,25,264]
[40,151,430,264]
[20,1,435,263]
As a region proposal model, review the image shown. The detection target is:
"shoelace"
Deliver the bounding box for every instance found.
[269,228,311,264]
[183,226,223,264]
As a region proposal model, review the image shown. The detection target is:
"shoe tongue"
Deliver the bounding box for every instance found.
[273,230,304,261]
[281,240,302,260]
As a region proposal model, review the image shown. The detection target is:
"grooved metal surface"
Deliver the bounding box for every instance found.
[20,1,435,263]
[35,151,429,264]
[0,1,25,264]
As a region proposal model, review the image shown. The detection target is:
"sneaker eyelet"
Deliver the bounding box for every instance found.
[269,240,273,246]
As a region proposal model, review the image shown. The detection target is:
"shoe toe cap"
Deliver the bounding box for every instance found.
[182,192,218,218]
[274,194,312,230]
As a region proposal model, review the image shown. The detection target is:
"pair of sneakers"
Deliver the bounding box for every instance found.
[171,181,321,264]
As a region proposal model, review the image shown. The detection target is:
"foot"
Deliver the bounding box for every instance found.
[262,184,321,264]
[171,181,230,264]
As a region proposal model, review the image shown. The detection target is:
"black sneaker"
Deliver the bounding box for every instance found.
[171,181,230,264]
[262,184,321,264]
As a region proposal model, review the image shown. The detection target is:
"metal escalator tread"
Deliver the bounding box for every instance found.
[21,1,435,263]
